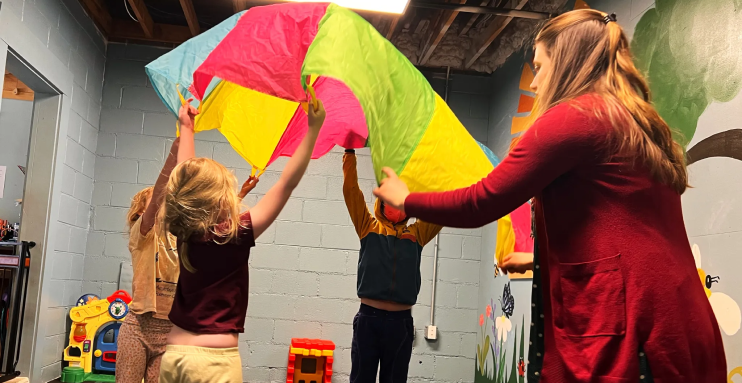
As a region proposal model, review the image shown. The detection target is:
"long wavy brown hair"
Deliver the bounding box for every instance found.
[158,158,242,272]
[531,9,688,194]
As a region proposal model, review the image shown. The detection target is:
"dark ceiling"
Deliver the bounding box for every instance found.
[79,0,573,73]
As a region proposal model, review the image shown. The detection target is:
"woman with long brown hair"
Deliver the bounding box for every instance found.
[374,9,726,383]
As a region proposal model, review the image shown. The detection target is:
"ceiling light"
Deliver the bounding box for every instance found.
[283,0,410,14]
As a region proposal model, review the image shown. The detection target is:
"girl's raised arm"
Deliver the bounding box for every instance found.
[139,137,180,236]
[250,100,326,238]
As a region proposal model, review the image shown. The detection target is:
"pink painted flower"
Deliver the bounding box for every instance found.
[486,305,492,318]
[479,314,484,326]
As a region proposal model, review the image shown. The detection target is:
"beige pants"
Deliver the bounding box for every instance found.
[158,345,242,383]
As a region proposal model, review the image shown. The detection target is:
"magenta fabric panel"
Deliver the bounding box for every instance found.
[192,2,329,102]
[512,203,534,253]
[268,76,368,166]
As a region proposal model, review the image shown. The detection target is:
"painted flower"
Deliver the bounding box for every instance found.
[490,299,496,320]
[693,243,741,336]
[492,337,500,362]
[479,314,485,326]
[495,315,512,341]
[486,304,492,319]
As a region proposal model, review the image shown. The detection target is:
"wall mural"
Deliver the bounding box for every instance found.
[692,244,741,337]
[631,0,742,380]
[632,0,742,162]
[509,62,535,151]
[730,366,742,382]
[481,0,742,379]
[475,283,526,383]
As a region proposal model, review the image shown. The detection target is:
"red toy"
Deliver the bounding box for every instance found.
[286,338,335,383]
[107,290,132,304]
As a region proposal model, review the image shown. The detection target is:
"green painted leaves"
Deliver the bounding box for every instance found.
[632,0,742,147]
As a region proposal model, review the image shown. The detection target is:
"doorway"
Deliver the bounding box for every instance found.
[1,47,66,382]
[0,70,34,240]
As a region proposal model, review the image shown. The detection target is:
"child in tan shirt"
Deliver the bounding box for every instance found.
[116,137,181,383]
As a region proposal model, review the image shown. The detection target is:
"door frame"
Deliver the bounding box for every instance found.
[0,1,77,381]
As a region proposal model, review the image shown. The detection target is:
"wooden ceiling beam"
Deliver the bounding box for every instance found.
[362,14,383,30]
[178,0,201,36]
[236,0,277,12]
[110,20,191,45]
[78,0,113,35]
[419,0,467,65]
[464,0,527,69]
[232,0,247,13]
[386,16,400,40]
[126,0,155,38]
[459,0,490,36]
[3,71,34,101]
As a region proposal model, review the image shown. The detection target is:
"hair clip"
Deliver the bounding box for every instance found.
[603,13,617,24]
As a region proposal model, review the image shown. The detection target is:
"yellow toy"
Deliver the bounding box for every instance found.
[61,291,131,383]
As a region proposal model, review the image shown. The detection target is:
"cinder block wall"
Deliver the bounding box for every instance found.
[3,0,109,379]
[87,44,491,382]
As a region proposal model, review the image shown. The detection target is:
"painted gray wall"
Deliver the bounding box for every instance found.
[0,99,33,223]
[0,0,107,380]
[89,44,491,382]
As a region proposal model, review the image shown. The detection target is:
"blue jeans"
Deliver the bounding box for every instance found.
[350,304,414,383]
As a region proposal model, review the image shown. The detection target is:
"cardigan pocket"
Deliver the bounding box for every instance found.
[559,254,626,337]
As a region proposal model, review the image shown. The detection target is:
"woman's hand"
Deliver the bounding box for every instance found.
[178,98,199,131]
[499,252,534,274]
[373,168,410,213]
[238,176,259,200]
[307,99,326,134]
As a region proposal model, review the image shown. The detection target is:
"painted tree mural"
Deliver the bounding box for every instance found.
[631,0,742,163]
[632,1,742,378]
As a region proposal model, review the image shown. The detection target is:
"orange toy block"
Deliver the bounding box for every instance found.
[286,338,335,383]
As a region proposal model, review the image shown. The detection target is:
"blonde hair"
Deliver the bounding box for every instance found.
[127,187,153,229]
[531,9,688,194]
[158,158,242,272]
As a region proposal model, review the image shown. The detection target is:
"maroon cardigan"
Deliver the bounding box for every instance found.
[406,94,726,382]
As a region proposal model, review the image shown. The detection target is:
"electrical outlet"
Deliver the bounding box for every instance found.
[424,325,437,341]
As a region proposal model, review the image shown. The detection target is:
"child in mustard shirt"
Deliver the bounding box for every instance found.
[343,149,442,383]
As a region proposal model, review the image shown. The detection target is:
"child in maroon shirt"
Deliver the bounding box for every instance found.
[157,98,326,383]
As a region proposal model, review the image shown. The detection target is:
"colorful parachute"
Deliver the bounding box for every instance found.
[495,202,534,271]
[477,142,533,271]
[145,2,494,192]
